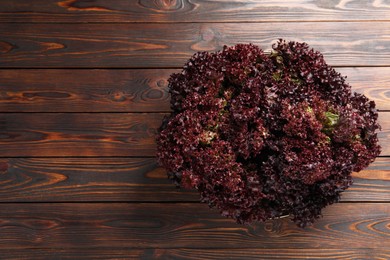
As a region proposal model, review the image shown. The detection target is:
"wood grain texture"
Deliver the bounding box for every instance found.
[0,22,389,68]
[0,112,389,157]
[0,113,163,157]
[338,67,390,111]
[0,0,388,258]
[0,157,198,202]
[1,248,389,260]
[0,203,388,249]
[0,0,389,23]
[377,113,390,156]
[0,69,172,112]
[0,157,388,203]
[1,67,390,112]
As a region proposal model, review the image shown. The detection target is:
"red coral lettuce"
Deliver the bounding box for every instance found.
[156,40,381,227]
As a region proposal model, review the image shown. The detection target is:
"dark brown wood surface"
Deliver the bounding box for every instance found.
[0,0,389,23]
[0,157,388,202]
[1,68,390,112]
[0,203,388,249]
[0,69,172,112]
[0,1,388,259]
[0,112,389,156]
[0,22,389,68]
[1,248,389,260]
[0,113,163,157]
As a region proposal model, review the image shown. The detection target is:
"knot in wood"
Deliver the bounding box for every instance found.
[153,0,183,11]
[264,219,283,234]
[157,79,168,89]
[202,28,215,41]
[109,90,127,102]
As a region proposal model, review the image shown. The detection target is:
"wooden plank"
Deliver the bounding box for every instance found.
[0,113,164,157]
[0,157,388,202]
[0,112,388,157]
[0,249,143,260]
[0,157,198,202]
[0,0,389,23]
[1,68,390,112]
[0,203,388,249]
[1,248,388,260]
[0,69,173,112]
[378,113,390,156]
[348,158,390,202]
[338,67,390,111]
[0,22,390,68]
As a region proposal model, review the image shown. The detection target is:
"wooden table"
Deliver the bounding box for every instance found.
[0,1,389,259]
